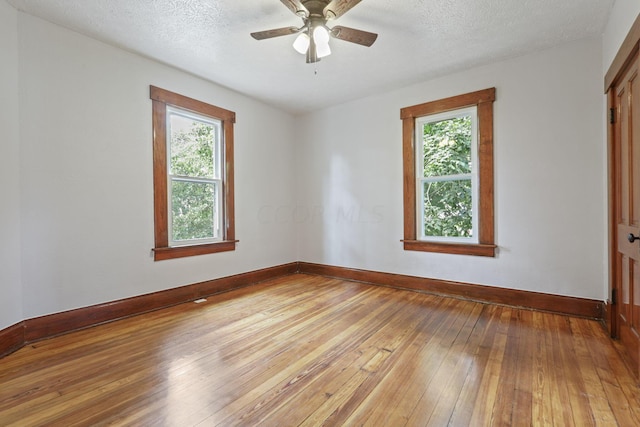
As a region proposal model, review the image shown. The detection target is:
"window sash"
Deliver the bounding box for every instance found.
[167,106,222,180]
[416,107,479,243]
[418,177,478,243]
[166,106,223,247]
[168,176,222,247]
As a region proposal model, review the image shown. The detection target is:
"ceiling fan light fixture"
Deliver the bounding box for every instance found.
[252,0,378,63]
[313,25,330,45]
[313,25,331,58]
[316,39,331,58]
[292,32,310,55]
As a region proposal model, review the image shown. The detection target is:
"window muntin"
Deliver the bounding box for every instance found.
[150,86,236,261]
[167,107,222,246]
[416,107,479,243]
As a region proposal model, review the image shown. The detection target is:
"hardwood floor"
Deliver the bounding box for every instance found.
[1,273,639,426]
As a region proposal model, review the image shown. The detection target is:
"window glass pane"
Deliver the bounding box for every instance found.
[423,179,472,238]
[169,112,217,179]
[171,180,218,242]
[422,115,472,177]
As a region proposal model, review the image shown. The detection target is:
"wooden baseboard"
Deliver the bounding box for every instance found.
[0,262,298,358]
[24,262,299,342]
[298,262,604,319]
[0,322,25,358]
[1,260,605,359]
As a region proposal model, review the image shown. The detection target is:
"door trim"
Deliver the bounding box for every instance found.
[606,87,617,337]
[605,14,640,92]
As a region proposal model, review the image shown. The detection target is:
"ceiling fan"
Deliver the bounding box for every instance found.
[251,0,378,63]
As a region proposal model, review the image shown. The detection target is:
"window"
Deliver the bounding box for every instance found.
[150,86,237,260]
[401,88,495,257]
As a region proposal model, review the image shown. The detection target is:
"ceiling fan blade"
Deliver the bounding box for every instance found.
[251,26,300,40]
[280,0,309,17]
[324,0,362,19]
[331,26,377,47]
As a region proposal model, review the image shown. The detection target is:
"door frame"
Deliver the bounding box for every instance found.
[606,14,640,337]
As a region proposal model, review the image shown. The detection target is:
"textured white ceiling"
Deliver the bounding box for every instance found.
[6,0,614,114]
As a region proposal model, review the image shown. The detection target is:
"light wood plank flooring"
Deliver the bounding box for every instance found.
[1,274,639,426]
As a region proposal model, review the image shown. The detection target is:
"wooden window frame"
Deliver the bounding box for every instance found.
[150,86,237,261]
[401,88,496,257]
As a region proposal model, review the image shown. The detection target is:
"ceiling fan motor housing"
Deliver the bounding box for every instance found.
[301,0,332,18]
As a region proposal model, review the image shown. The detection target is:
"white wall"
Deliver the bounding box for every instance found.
[603,0,640,73]
[17,13,297,319]
[2,5,615,327]
[296,38,606,300]
[0,1,23,329]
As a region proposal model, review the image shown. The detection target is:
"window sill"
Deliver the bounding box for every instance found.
[153,240,238,261]
[402,240,496,257]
